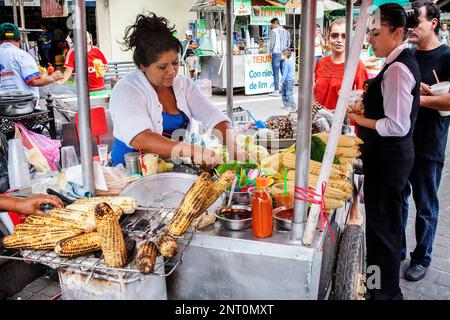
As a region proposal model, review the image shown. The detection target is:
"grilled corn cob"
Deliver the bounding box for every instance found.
[282,152,297,169]
[73,196,137,214]
[135,240,159,274]
[154,234,179,259]
[94,202,127,268]
[25,215,95,232]
[199,170,235,215]
[55,232,101,257]
[338,157,359,165]
[314,132,364,147]
[49,208,96,227]
[323,198,345,210]
[1,229,83,250]
[12,224,82,235]
[167,172,212,236]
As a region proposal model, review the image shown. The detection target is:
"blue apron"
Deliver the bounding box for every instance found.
[111,111,190,166]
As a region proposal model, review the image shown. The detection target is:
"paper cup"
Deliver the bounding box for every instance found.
[430,81,450,117]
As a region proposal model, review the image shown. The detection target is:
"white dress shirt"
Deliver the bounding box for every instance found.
[375,43,416,137]
[269,26,291,54]
[110,70,231,147]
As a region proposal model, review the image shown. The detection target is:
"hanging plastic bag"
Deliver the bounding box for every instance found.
[14,123,61,172]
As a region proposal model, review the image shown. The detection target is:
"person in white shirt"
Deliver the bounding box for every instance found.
[346,3,420,300]
[314,24,325,63]
[0,23,63,98]
[268,18,290,97]
[109,13,246,167]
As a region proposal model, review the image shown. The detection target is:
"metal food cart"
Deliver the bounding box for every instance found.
[0,0,377,300]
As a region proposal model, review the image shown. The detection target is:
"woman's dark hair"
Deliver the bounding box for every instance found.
[122,12,182,67]
[412,0,440,35]
[375,3,409,40]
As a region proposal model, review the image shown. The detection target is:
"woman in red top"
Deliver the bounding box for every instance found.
[314,18,369,110]
[60,32,108,92]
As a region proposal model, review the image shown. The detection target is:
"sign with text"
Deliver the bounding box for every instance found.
[250,7,286,26]
[245,54,274,95]
[234,0,252,16]
[5,0,40,6]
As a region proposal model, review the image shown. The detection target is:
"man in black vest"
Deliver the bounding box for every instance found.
[402,0,450,281]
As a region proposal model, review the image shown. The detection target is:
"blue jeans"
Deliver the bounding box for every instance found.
[401,157,444,266]
[281,80,296,108]
[271,53,282,91]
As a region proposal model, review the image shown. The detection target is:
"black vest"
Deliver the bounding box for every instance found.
[359,48,421,161]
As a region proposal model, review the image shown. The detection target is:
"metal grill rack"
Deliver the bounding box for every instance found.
[0,206,202,284]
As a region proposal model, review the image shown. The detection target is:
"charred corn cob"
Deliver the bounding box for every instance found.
[25,215,95,232]
[154,234,178,259]
[88,205,123,220]
[55,232,101,257]
[135,240,158,274]
[12,224,82,235]
[1,229,83,250]
[335,146,361,158]
[199,170,235,215]
[314,132,364,147]
[73,196,137,214]
[94,202,127,268]
[167,173,212,236]
[49,208,96,227]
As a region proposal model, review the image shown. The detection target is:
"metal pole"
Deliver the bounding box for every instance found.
[345,0,354,64]
[290,0,317,243]
[18,0,28,50]
[12,0,18,26]
[74,0,95,195]
[226,0,234,121]
[293,1,296,54]
[303,0,373,246]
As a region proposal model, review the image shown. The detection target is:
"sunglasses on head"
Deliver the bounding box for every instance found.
[330,32,346,40]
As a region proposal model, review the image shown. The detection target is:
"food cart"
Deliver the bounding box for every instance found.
[0,0,380,300]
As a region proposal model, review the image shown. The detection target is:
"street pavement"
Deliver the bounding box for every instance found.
[7,89,450,300]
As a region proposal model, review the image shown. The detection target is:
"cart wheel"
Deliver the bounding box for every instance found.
[333,224,366,300]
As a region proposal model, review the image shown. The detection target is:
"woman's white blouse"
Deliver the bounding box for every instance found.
[110,70,231,147]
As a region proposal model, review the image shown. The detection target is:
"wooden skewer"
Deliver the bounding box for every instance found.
[433,69,440,84]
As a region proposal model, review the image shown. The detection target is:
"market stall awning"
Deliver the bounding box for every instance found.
[189,0,302,12]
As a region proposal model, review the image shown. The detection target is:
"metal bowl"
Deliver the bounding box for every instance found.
[0,100,36,117]
[273,206,293,231]
[224,187,256,205]
[215,205,252,231]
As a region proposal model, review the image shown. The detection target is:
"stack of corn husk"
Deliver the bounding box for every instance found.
[313,132,363,165]
[270,136,362,210]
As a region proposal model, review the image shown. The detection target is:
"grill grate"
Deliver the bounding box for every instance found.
[0,206,201,283]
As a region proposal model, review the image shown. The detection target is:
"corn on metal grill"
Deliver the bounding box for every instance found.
[0,205,202,283]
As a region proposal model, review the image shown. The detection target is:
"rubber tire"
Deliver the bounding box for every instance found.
[333,224,365,300]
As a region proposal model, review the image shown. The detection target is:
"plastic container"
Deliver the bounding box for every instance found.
[195,77,212,98]
[430,81,450,117]
[251,178,273,238]
[271,182,294,208]
[7,139,31,190]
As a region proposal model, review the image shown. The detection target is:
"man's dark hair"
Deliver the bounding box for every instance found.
[412,0,440,35]
[271,18,279,25]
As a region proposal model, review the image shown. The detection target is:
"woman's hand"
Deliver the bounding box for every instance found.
[346,112,365,125]
[192,146,222,168]
[14,195,64,216]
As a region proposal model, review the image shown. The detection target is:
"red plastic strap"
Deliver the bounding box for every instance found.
[294,181,336,243]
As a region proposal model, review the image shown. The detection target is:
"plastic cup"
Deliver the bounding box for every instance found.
[430,81,450,117]
[61,146,79,171]
[142,153,158,176]
[97,144,109,166]
[271,182,295,208]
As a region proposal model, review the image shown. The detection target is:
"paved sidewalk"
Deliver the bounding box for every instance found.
[399,139,450,300]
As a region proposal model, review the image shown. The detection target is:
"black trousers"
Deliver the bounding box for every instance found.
[363,152,414,300]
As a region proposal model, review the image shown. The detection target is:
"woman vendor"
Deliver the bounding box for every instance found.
[109,13,245,166]
[314,18,369,110]
[347,3,420,300]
